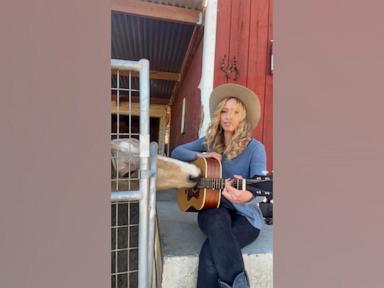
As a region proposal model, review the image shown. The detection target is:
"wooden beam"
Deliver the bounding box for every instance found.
[111,0,202,25]
[111,101,168,115]
[149,70,180,81]
[111,69,180,81]
[111,94,170,105]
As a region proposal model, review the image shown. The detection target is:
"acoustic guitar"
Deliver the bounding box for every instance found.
[177,157,273,212]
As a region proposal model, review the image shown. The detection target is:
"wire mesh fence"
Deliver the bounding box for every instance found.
[111,59,155,288]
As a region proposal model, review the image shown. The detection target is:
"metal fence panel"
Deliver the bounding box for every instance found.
[111,59,157,288]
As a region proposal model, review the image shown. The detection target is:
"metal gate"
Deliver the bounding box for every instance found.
[111,59,158,288]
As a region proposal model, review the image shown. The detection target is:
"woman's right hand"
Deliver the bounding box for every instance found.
[196,152,222,162]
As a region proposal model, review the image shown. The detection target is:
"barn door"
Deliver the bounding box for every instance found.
[214,0,273,172]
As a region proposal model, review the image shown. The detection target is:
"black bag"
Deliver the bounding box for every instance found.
[259,200,273,225]
[250,174,273,225]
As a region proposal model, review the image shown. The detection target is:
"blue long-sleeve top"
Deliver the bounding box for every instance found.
[171,137,267,229]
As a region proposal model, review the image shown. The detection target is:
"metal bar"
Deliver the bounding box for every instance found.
[116,69,120,140]
[110,132,140,136]
[147,142,158,288]
[114,204,118,288]
[137,59,150,288]
[128,70,132,191]
[111,59,144,72]
[111,87,140,92]
[111,191,142,202]
[116,69,120,191]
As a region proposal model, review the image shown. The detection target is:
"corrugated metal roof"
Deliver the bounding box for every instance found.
[143,0,206,10]
[111,10,199,103]
[111,0,205,103]
[112,12,194,73]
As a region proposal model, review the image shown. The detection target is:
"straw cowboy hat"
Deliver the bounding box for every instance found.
[210,83,261,130]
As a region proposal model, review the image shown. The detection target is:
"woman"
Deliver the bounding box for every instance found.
[171,83,268,288]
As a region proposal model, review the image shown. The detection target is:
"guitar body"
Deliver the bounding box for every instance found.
[177,158,222,212]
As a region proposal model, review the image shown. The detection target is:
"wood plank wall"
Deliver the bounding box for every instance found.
[215,0,273,172]
[169,40,203,153]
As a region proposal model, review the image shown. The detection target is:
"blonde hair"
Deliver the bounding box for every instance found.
[205,97,251,160]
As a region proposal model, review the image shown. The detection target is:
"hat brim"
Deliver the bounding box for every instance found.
[210,84,261,130]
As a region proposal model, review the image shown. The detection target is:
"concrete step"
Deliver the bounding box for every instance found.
[156,190,273,288]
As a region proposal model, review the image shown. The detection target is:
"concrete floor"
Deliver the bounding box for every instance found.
[156,189,273,288]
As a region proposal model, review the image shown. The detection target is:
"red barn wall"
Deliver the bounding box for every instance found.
[169,39,203,152]
[170,0,273,172]
[214,0,273,172]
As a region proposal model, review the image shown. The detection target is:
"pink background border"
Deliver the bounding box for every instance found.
[1,0,384,287]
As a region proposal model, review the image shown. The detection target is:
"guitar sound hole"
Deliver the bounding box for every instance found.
[185,188,199,201]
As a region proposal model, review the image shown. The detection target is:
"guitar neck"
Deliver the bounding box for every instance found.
[198,177,271,188]
[197,176,273,197]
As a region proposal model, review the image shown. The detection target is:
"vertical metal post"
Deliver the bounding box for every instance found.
[148,142,158,288]
[138,59,150,288]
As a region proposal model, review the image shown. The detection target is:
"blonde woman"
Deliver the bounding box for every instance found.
[171,84,267,288]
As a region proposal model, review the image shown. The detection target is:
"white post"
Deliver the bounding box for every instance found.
[199,0,218,137]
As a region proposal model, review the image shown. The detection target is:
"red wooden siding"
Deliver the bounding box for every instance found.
[214,0,273,172]
[169,40,203,152]
[228,0,251,86]
[215,0,232,85]
[264,0,273,173]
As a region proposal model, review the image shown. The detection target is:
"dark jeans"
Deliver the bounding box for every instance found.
[197,206,260,287]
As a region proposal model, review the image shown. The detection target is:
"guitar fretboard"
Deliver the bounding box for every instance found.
[197,176,272,190]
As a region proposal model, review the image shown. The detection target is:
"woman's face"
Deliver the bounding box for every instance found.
[220,98,244,133]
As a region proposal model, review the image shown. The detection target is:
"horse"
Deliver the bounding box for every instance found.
[111,138,201,191]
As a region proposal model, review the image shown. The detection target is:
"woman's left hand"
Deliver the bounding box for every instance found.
[222,175,254,203]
